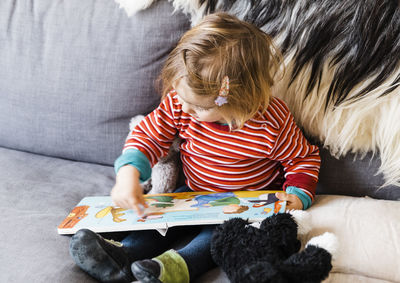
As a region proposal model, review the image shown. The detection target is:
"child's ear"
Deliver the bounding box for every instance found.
[275,191,288,201]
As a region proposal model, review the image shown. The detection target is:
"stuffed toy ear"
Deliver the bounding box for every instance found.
[258,213,301,259]
[210,218,250,267]
[279,245,333,282]
[260,213,300,247]
[129,115,145,130]
[306,232,339,260]
[211,217,274,283]
[279,232,338,282]
[259,213,298,235]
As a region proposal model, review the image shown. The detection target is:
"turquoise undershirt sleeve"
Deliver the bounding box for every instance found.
[285,186,312,210]
[114,149,152,183]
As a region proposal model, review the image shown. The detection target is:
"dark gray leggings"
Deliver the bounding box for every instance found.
[120,186,217,280]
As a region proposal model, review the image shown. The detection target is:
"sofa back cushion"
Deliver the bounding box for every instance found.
[316,147,400,200]
[0,0,190,165]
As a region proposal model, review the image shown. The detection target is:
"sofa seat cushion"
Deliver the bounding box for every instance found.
[1,147,398,283]
[0,147,114,282]
[0,147,224,282]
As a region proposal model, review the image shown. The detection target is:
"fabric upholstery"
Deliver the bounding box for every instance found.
[317,147,400,200]
[1,1,398,282]
[0,0,190,165]
[1,147,398,283]
[0,147,112,282]
[324,273,395,283]
[306,195,400,282]
[0,147,222,282]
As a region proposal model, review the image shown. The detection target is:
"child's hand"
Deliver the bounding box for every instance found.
[111,165,148,216]
[275,191,303,210]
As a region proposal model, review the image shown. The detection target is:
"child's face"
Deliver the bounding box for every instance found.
[173,79,226,123]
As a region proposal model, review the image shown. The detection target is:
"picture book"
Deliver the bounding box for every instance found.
[58,190,286,235]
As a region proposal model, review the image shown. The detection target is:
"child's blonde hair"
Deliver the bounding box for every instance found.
[161,12,283,130]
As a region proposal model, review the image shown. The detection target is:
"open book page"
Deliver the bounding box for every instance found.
[58,190,286,235]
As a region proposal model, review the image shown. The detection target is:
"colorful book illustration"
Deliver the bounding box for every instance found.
[58,190,286,235]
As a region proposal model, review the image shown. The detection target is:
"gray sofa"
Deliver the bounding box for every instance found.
[1,1,399,283]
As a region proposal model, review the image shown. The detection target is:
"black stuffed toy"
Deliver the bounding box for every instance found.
[211,211,338,283]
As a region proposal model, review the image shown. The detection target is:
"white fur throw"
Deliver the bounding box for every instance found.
[114,0,155,16]
[116,0,400,190]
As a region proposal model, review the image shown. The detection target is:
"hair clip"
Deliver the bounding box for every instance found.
[215,76,229,106]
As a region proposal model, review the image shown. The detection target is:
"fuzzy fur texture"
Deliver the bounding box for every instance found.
[118,0,400,188]
[114,0,154,16]
[306,232,339,260]
[211,213,335,283]
[288,209,312,237]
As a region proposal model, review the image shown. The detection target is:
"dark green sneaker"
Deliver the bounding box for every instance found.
[70,229,135,283]
[131,259,162,283]
[131,249,189,283]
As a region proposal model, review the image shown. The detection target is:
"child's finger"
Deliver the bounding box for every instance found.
[138,194,149,208]
[132,203,145,216]
[113,199,129,209]
[134,197,150,216]
[275,191,289,201]
[285,202,295,210]
[284,193,298,202]
[125,197,141,214]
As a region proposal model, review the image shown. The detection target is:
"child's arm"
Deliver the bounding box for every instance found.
[269,99,321,210]
[111,165,148,216]
[112,92,178,211]
[275,191,304,210]
[122,92,178,169]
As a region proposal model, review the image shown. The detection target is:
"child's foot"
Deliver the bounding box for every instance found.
[131,249,189,283]
[70,229,135,283]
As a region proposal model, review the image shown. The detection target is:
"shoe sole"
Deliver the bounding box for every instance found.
[131,262,162,283]
[70,229,134,283]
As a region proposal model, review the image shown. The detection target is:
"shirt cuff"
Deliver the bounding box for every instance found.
[114,149,152,183]
[283,173,317,198]
[285,186,312,210]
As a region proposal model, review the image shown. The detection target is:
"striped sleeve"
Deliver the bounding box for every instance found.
[268,98,321,200]
[123,93,178,167]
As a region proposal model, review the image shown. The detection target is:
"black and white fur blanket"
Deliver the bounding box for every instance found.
[116,0,400,188]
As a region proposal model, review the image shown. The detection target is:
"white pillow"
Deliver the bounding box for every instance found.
[324,273,394,283]
[306,195,400,282]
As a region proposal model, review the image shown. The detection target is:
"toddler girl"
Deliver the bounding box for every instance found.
[70,12,320,283]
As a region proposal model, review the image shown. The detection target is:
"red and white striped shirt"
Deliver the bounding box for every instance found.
[124,91,320,200]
